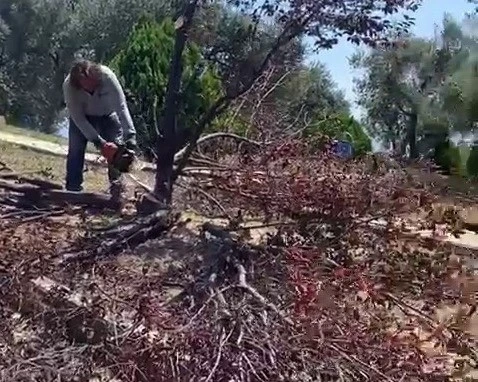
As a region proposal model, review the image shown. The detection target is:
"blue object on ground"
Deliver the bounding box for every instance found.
[20,115,32,128]
[334,140,354,159]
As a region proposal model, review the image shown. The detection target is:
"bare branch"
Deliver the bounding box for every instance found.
[174,132,262,163]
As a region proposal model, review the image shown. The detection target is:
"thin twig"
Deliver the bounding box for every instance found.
[174,132,262,163]
[384,292,436,325]
[204,327,234,382]
[235,263,294,325]
[170,286,233,333]
[327,343,394,382]
[177,182,231,220]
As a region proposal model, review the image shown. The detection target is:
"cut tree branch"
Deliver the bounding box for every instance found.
[173,132,262,162]
[0,171,63,190]
[60,209,174,263]
[0,179,117,209]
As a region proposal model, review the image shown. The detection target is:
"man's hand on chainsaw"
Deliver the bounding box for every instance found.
[98,140,136,172]
[100,142,119,164]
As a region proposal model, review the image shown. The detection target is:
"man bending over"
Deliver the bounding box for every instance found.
[63,59,137,201]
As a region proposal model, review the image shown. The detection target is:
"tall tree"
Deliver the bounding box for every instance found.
[353,13,478,157]
[276,63,350,123]
[190,5,304,91]
[352,33,449,157]
[0,0,77,131]
[0,13,10,115]
[152,0,420,205]
[72,0,171,62]
[0,0,172,132]
[438,15,478,132]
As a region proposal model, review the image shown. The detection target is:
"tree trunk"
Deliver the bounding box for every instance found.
[407,112,418,159]
[153,0,199,206]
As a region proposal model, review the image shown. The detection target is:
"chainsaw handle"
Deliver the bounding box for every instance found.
[100,142,119,164]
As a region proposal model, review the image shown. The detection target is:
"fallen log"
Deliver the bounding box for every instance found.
[13,276,133,345]
[45,189,116,208]
[0,171,63,190]
[0,207,68,222]
[30,276,112,344]
[0,179,118,209]
[0,179,40,193]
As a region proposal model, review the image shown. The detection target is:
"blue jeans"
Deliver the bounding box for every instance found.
[65,114,123,192]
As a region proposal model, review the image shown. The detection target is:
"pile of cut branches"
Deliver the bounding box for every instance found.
[183,138,432,219]
[1,139,477,381]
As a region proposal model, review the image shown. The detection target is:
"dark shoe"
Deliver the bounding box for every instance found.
[66,186,83,192]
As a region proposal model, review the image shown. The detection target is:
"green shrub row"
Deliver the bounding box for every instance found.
[433,140,477,177]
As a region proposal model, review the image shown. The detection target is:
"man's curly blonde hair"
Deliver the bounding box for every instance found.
[69,59,102,89]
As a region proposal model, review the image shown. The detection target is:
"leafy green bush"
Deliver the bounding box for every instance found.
[448,146,463,176]
[466,145,478,178]
[303,114,371,156]
[433,139,465,176]
[110,17,222,156]
[434,140,451,173]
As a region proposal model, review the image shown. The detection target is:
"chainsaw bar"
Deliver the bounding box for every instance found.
[111,145,135,173]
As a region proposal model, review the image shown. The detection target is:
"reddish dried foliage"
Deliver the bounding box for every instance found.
[211,139,430,221]
[1,138,474,381]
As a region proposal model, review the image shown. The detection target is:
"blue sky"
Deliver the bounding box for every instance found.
[306,0,476,119]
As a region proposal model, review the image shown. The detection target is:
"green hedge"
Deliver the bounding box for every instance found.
[466,145,478,178]
[433,140,462,176]
[303,114,371,156]
[110,17,222,156]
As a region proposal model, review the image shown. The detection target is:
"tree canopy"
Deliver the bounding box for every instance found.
[352,12,478,163]
[0,0,390,162]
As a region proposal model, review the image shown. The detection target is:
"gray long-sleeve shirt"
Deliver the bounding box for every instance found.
[63,65,136,144]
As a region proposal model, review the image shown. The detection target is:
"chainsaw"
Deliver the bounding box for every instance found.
[110,144,136,173]
[109,144,160,202]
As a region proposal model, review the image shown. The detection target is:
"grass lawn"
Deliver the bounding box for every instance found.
[0,140,156,198]
[1,117,68,145]
[459,146,471,163]
[459,145,471,174]
[0,117,98,152]
[0,141,108,192]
